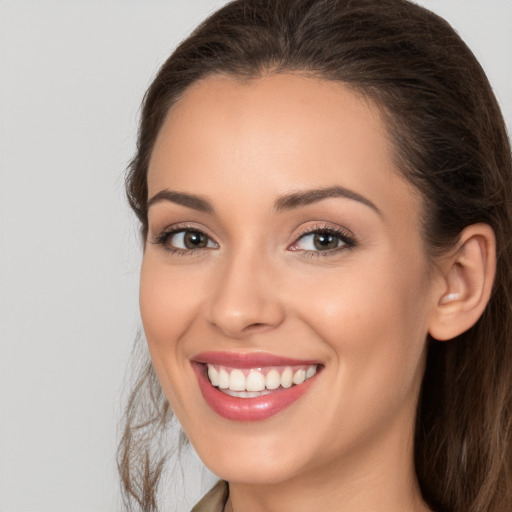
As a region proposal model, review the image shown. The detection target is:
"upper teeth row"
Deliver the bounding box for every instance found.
[207,364,318,392]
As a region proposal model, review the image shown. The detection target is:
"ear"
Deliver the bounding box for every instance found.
[428,223,496,341]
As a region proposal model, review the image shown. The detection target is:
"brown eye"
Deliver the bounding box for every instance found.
[312,233,339,251]
[294,231,344,251]
[289,228,356,255]
[155,229,218,252]
[183,231,208,249]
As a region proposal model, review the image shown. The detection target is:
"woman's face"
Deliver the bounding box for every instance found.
[140,74,440,486]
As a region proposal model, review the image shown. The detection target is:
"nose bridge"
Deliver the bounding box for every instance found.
[208,241,284,338]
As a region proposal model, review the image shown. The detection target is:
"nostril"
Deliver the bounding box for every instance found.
[243,322,269,333]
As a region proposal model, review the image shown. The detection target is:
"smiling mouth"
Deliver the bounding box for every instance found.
[192,352,322,421]
[206,364,319,398]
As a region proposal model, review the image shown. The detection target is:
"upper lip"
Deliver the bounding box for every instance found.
[192,351,321,368]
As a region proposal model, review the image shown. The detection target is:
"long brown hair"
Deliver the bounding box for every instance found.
[119,1,512,510]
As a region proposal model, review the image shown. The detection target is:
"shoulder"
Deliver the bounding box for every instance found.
[191,480,229,512]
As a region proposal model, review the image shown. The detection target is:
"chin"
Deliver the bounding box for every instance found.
[186,424,320,486]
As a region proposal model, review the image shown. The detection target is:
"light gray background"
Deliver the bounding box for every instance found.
[0,1,510,511]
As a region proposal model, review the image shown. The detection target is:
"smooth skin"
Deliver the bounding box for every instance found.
[140,74,495,512]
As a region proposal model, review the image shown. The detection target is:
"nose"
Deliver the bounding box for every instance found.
[207,247,285,339]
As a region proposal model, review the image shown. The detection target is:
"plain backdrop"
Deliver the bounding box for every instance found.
[0,1,510,511]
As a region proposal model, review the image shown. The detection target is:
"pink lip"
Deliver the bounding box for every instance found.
[191,352,322,422]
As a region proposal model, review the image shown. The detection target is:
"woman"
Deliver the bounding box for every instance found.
[119,0,512,511]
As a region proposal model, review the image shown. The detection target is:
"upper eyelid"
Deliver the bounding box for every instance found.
[289,224,357,251]
[149,224,219,249]
[293,223,356,240]
[151,222,217,238]
[150,221,356,249]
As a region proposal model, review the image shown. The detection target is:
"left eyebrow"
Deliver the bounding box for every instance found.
[274,186,381,215]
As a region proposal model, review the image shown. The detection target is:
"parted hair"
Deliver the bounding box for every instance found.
[119,1,512,510]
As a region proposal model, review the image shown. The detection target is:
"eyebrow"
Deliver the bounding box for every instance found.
[147,185,381,216]
[274,186,381,215]
[147,189,214,213]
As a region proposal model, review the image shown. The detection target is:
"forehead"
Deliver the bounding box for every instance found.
[148,73,419,224]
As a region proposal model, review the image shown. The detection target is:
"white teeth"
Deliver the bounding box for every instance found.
[246,370,266,392]
[281,367,293,388]
[265,369,281,390]
[306,365,317,379]
[292,368,306,385]
[218,368,229,389]
[207,365,219,387]
[206,363,320,395]
[229,369,246,391]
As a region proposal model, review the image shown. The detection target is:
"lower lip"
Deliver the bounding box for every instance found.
[193,363,319,421]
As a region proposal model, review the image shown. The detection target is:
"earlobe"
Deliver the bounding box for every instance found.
[428,223,496,341]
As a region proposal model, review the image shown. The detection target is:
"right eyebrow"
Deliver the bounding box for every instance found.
[147,189,214,213]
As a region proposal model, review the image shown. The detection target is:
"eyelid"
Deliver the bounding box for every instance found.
[288,223,357,254]
[170,230,218,249]
[149,221,356,256]
[150,223,219,253]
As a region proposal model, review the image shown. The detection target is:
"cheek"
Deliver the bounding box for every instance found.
[291,254,431,402]
[139,254,210,417]
[295,253,429,337]
[139,254,209,373]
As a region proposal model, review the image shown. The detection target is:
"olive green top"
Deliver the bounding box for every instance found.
[191,481,229,512]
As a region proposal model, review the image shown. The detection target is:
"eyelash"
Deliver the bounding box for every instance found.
[150,225,218,257]
[291,224,357,258]
[150,224,357,257]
